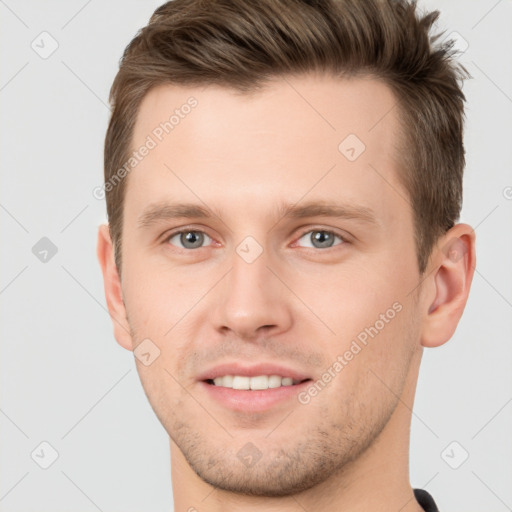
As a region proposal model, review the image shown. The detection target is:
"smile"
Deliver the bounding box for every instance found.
[207,375,308,390]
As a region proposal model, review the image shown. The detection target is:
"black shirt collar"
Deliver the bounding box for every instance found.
[414,488,439,512]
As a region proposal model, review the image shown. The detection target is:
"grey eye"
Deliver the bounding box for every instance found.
[168,230,212,249]
[297,230,343,249]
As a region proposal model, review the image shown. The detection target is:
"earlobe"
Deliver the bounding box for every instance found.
[420,224,476,348]
[96,223,134,351]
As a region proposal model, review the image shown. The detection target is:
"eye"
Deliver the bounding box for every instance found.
[166,230,213,249]
[294,229,345,249]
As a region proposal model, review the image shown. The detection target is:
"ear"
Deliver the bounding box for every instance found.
[96,223,134,351]
[420,223,476,348]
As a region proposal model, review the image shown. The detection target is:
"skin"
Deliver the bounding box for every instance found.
[97,72,476,511]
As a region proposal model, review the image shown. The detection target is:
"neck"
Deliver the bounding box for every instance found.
[171,350,425,512]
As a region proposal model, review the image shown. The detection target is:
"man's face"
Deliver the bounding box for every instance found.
[118,74,425,495]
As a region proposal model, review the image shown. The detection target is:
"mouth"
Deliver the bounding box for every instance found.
[197,364,313,412]
[204,375,311,390]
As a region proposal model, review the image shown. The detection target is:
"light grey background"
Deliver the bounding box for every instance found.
[1,1,511,511]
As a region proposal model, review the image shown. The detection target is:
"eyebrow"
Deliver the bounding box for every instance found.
[137,200,378,229]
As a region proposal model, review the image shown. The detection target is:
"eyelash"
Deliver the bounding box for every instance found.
[163,227,347,251]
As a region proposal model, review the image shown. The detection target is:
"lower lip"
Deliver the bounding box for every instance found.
[199,380,311,413]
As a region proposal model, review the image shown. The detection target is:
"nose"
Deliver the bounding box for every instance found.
[212,242,293,341]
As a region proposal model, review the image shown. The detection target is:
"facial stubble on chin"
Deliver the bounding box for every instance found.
[167,389,401,497]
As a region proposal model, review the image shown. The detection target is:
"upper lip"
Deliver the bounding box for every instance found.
[197,362,312,382]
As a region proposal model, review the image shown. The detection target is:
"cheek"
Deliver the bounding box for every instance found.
[122,259,214,381]
[347,297,420,404]
[133,359,189,434]
[320,300,419,423]
[295,259,420,392]
[121,251,194,333]
[294,263,410,339]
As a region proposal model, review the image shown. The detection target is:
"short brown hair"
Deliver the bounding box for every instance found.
[104,0,468,276]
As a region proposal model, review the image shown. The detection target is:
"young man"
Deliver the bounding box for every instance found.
[97,0,476,510]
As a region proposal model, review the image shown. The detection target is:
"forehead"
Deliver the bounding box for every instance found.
[125,73,408,230]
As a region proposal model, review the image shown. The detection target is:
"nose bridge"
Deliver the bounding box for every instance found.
[213,234,292,338]
[233,245,271,297]
[228,236,275,309]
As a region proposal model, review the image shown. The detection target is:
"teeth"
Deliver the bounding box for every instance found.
[268,375,282,388]
[250,375,268,390]
[222,375,233,387]
[232,376,250,390]
[211,374,299,390]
